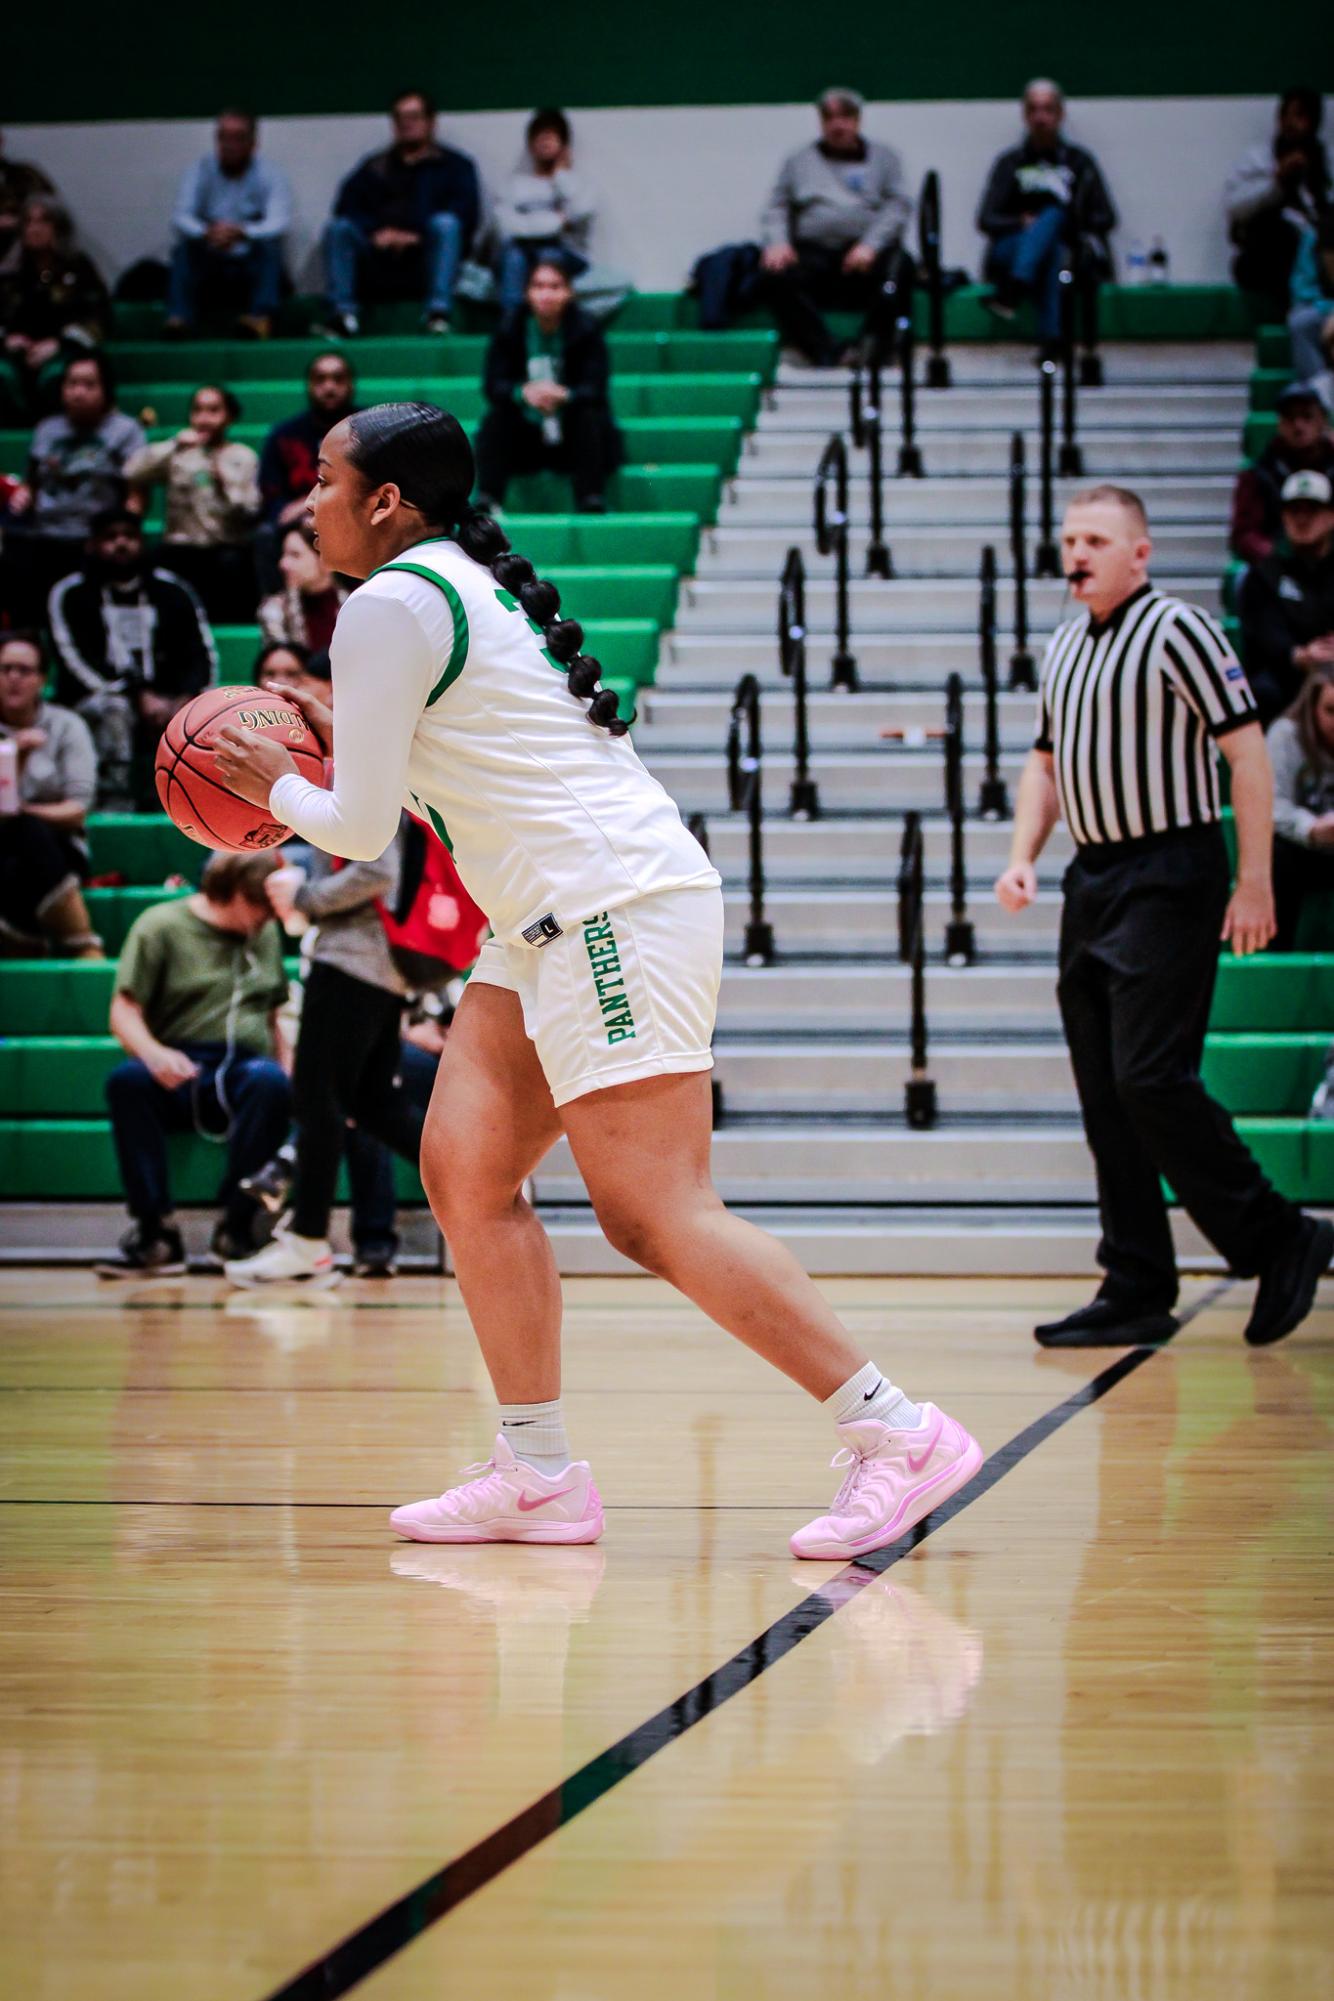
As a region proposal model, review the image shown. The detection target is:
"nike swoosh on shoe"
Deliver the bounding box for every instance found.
[515,1486,578,1512]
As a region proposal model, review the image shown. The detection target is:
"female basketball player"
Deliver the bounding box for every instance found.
[213,402,983,1558]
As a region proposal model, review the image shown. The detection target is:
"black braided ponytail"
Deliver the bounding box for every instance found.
[345,401,631,736]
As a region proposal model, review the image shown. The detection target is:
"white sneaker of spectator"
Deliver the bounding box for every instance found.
[224,1220,340,1289]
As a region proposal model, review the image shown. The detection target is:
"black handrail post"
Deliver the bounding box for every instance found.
[815,434,859,690]
[1057,265,1083,477]
[897,318,925,477]
[685,811,710,858]
[1007,429,1037,691]
[898,812,937,1130]
[862,348,892,577]
[919,169,951,389]
[1035,359,1060,576]
[943,672,976,965]
[726,674,775,965]
[978,543,1011,820]
[778,547,820,818]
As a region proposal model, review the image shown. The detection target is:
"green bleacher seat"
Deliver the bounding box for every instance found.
[85,885,189,953]
[126,373,761,432]
[1257,326,1293,371]
[86,813,204,884]
[1244,412,1278,458]
[214,603,664,685]
[1249,368,1291,412]
[502,512,700,571]
[107,330,778,388]
[0,1120,424,1202]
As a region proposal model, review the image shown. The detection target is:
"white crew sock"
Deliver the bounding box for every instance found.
[499,1398,572,1475]
[824,1362,923,1433]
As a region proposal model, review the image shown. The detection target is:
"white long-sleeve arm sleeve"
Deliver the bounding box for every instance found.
[268,587,436,860]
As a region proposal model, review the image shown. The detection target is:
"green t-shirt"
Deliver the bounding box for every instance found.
[115,897,287,1053]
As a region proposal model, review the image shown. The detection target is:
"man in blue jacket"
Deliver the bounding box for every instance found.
[321,91,481,338]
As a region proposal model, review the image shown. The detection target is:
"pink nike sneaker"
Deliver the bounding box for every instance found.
[790,1404,983,1560]
[389,1434,604,1545]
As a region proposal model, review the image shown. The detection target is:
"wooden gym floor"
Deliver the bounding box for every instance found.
[1,1269,1331,2000]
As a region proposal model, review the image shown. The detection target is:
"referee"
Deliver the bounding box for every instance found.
[996,484,1332,1348]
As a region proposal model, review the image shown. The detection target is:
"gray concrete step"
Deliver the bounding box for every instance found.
[743,430,1243,475]
[698,522,1227,577]
[697,814,1073,878]
[762,384,1247,429]
[715,962,1057,1031]
[672,574,1221,630]
[533,1122,1096,1204]
[637,686,1038,748]
[774,343,1252,390]
[646,745,1032,812]
[720,885,1060,953]
[722,473,1237,527]
[712,1036,1076,1114]
[662,631,1052,685]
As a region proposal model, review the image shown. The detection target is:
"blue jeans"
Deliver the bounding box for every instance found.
[986,206,1067,338]
[167,235,285,322]
[1288,302,1332,383]
[496,238,590,313]
[323,212,463,318]
[105,1042,291,1232]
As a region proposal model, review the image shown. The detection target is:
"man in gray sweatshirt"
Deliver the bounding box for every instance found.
[758,87,911,366]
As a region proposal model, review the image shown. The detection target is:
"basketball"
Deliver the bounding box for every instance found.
[154,684,326,852]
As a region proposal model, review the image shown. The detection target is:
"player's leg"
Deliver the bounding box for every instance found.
[561,1070,982,1557]
[390,980,603,1545]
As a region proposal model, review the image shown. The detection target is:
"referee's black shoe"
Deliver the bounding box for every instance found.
[1034,1299,1178,1348]
[1244,1217,1334,1347]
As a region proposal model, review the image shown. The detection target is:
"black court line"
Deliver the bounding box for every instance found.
[258,1282,1231,2001]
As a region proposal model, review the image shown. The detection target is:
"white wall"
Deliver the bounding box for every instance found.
[8,95,1274,294]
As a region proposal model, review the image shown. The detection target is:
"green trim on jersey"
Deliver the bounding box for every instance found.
[375,560,470,704]
[407,790,454,854]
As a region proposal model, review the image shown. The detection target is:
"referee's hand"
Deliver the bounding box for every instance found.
[995,861,1037,912]
[1221,879,1277,957]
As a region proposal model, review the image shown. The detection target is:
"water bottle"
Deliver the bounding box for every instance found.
[1148,237,1170,286]
[527,353,562,446]
[0,736,18,816]
[1125,240,1148,287]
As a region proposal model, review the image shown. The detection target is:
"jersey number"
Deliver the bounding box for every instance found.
[494,588,567,676]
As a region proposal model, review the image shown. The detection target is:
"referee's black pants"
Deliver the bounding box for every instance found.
[1057,825,1298,1306]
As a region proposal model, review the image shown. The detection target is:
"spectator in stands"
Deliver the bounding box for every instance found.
[0,629,102,959]
[474,255,620,512]
[259,351,355,533]
[166,110,291,341]
[1226,87,1331,306]
[321,90,481,339]
[0,197,110,412]
[1231,381,1334,564]
[977,79,1116,354]
[98,849,292,1277]
[757,88,910,368]
[0,130,56,262]
[125,384,260,622]
[252,636,330,709]
[1268,662,1334,948]
[48,507,215,808]
[223,819,430,1287]
[2,353,145,621]
[259,520,349,653]
[1289,212,1334,403]
[493,109,595,317]
[1238,469,1334,722]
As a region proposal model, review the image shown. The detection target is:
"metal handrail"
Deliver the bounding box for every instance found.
[942,672,976,966]
[978,543,1011,818]
[1035,360,1060,577]
[725,673,776,965]
[1008,431,1037,691]
[897,811,937,1129]
[685,811,710,858]
[849,348,892,577]
[917,169,951,388]
[1057,267,1084,477]
[814,433,858,690]
[896,311,924,478]
[778,547,820,817]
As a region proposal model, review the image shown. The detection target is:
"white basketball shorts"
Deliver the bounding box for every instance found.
[467,882,724,1107]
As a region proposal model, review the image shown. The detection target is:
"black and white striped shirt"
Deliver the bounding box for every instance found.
[1034,585,1258,847]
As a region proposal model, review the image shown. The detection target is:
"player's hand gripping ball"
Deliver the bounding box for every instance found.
[155,684,326,851]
